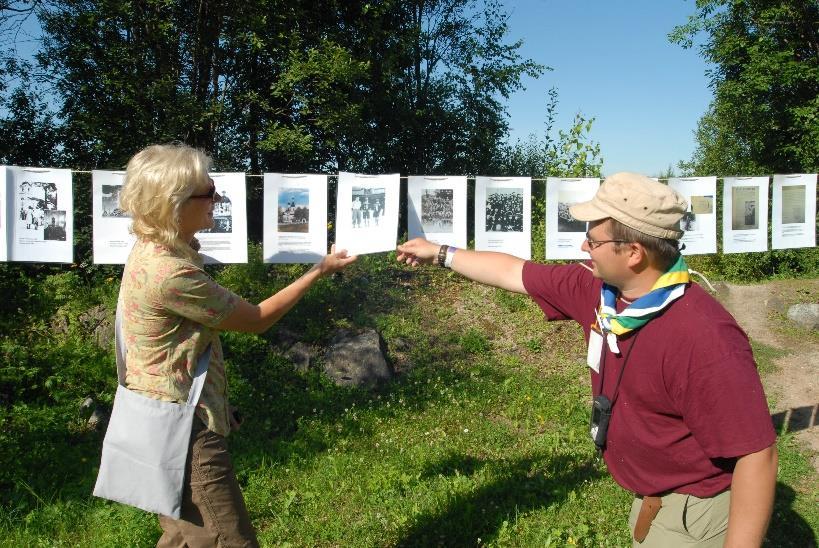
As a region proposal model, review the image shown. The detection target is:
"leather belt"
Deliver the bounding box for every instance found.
[633,495,663,543]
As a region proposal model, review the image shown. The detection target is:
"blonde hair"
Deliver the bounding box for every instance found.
[119,143,212,249]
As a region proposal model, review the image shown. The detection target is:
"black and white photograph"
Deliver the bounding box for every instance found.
[421,189,454,233]
[101,185,128,217]
[276,188,309,233]
[201,189,234,234]
[679,211,697,232]
[43,211,67,241]
[556,191,587,232]
[731,186,759,230]
[351,187,385,229]
[17,181,59,234]
[485,188,523,232]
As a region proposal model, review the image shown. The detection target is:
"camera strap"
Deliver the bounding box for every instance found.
[596,328,641,405]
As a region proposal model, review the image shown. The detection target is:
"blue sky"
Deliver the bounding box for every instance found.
[501,0,712,176]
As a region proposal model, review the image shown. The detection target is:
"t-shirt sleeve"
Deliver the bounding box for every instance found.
[521,261,599,323]
[678,323,776,459]
[160,265,240,328]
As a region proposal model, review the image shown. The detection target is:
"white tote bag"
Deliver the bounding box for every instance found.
[93,300,211,518]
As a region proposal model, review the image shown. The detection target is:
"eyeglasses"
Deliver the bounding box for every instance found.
[189,180,217,200]
[585,232,628,250]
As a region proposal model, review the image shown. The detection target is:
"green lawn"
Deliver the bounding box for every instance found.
[1,256,816,546]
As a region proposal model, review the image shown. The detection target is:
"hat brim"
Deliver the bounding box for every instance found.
[569,200,610,222]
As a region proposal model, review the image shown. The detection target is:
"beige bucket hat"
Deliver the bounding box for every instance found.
[569,172,688,239]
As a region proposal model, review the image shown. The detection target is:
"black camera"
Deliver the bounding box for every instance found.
[589,395,612,449]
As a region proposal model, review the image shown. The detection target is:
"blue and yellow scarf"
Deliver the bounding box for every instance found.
[597,255,690,352]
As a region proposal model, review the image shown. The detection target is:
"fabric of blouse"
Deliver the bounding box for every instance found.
[120,238,239,436]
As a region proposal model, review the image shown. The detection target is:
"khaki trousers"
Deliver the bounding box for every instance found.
[628,490,730,547]
[157,418,259,548]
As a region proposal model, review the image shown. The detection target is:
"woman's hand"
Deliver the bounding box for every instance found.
[396,238,439,266]
[317,244,358,276]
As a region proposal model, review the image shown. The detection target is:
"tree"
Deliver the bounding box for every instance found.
[671,0,819,175]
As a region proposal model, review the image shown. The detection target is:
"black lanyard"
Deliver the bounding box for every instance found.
[595,329,641,406]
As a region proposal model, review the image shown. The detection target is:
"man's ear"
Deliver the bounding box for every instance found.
[626,242,648,268]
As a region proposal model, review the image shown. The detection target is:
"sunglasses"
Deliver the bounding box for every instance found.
[189,180,217,200]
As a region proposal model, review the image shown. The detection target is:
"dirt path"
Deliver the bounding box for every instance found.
[716,280,819,472]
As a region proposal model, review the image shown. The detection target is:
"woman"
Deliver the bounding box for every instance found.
[118,143,356,547]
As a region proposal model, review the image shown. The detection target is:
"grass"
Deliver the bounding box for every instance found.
[1,256,817,546]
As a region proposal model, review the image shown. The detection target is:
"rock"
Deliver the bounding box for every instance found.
[286,342,315,372]
[87,407,108,430]
[80,396,95,419]
[323,329,394,388]
[787,303,819,330]
[53,305,115,350]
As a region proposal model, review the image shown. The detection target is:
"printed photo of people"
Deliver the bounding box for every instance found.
[351,187,385,229]
[101,185,128,217]
[485,188,523,232]
[17,181,60,238]
[201,188,234,233]
[421,189,454,233]
[731,186,759,230]
[43,211,67,241]
[276,188,309,233]
[556,191,588,232]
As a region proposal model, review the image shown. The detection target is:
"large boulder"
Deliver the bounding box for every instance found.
[323,329,394,388]
[787,303,819,330]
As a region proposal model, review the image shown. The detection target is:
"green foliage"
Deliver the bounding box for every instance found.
[459,328,491,354]
[670,0,819,280]
[0,259,816,545]
[671,0,819,175]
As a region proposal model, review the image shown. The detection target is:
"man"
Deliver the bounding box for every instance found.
[396,172,777,547]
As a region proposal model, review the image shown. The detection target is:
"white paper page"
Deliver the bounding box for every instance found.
[335,172,400,255]
[92,170,135,264]
[545,177,600,260]
[263,173,328,263]
[197,172,248,264]
[722,176,769,254]
[668,177,717,255]
[475,176,532,260]
[0,166,7,261]
[772,173,817,250]
[406,176,467,248]
[9,166,74,263]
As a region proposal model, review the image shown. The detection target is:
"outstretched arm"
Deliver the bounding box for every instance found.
[724,443,778,547]
[396,238,527,294]
[217,245,357,334]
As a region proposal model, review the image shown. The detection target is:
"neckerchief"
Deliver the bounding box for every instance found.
[597,255,690,353]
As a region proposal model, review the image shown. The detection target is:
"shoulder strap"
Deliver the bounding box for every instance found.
[115,287,211,408]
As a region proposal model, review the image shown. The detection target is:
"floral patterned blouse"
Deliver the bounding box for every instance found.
[120,238,239,436]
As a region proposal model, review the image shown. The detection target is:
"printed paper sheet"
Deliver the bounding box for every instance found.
[772,173,817,250]
[263,173,328,263]
[335,172,400,256]
[668,177,717,255]
[407,176,467,248]
[8,166,73,263]
[0,167,7,261]
[198,172,248,264]
[92,170,135,264]
[545,177,600,260]
[721,176,769,254]
[475,176,531,260]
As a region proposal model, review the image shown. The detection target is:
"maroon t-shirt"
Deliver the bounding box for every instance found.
[522,261,776,497]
